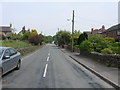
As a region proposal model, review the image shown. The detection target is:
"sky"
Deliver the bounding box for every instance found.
[0,1,118,36]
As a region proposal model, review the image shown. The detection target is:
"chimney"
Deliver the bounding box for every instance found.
[102,25,105,32]
[91,28,94,34]
[10,23,12,27]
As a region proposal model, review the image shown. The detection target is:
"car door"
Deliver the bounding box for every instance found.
[9,48,18,69]
[2,49,11,73]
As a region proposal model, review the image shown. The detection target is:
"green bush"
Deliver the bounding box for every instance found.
[0,36,6,40]
[104,37,115,43]
[80,40,94,52]
[101,48,113,54]
[80,35,109,53]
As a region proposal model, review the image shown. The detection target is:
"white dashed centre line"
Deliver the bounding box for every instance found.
[43,64,48,77]
[47,57,49,61]
[43,48,50,78]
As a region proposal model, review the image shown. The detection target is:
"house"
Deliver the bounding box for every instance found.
[19,26,30,35]
[0,24,12,37]
[91,25,105,35]
[102,24,120,42]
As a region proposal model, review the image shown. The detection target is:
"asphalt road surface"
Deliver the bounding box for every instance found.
[2,44,114,88]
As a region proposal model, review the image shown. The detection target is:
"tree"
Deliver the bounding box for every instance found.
[44,35,53,43]
[55,30,71,46]
[28,34,43,45]
[73,30,81,46]
[21,32,31,40]
[31,29,38,35]
[78,32,88,45]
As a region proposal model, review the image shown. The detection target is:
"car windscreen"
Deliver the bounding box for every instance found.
[0,49,4,58]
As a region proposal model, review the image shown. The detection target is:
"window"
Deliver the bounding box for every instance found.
[4,49,10,57]
[9,48,17,56]
[0,49,4,58]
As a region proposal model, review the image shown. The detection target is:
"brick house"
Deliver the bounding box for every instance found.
[91,25,105,35]
[102,24,120,42]
[0,24,12,37]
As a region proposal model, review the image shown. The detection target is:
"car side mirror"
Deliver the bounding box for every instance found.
[3,55,10,59]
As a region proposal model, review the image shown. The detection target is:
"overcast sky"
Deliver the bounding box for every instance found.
[0,1,118,36]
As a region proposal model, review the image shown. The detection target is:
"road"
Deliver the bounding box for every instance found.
[2,44,114,88]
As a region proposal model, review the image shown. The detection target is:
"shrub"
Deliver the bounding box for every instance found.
[88,35,109,53]
[21,32,31,40]
[104,37,115,43]
[0,36,6,40]
[80,40,94,52]
[101,48,113,54]
[28,35,43,45]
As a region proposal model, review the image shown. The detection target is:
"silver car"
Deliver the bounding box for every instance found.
[0,47,21,75]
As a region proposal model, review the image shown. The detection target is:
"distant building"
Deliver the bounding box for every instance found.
[0,24,12,37]
[19,26,30,35]
[91,25,105,35]
[83,31,91,36]
[102,24,120,42]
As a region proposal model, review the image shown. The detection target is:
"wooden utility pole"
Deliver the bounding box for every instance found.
[58,28,59,32]
[72,10,74,52]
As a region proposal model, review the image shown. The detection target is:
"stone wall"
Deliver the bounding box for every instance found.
[81,52,120,68]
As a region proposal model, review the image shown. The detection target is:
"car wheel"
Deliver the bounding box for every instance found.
[15,60,21,70]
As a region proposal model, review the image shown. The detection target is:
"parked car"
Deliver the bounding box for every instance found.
[0,47,21,75]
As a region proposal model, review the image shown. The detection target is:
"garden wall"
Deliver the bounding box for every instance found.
[81,52,120,68]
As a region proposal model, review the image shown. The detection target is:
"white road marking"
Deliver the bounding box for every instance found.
[47,57,49,61]
[48,53,50,56]
[43,64,48,77]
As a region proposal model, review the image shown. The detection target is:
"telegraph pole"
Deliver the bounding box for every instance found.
[72,10,74,52]
[58,28,59,32]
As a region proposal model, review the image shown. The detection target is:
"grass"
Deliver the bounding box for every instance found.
[0,40,41,56]
[0,40,33,49]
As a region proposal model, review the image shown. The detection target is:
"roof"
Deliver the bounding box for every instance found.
[0,26,12,32]
[103,24,120,33]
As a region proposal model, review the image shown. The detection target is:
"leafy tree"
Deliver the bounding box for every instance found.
[31,29,38,35]
[44,36,53,43]
[21,32,31,40]
[55,30,71,46]
[39,34,44,45]
[28,34,43,45]
[78,32,88,45]
[74,30,81,46]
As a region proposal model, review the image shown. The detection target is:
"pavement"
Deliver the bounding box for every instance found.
[2,44,115,88]
[60,48,119,88]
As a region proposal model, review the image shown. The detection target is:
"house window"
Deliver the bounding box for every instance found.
[117,30,120,35]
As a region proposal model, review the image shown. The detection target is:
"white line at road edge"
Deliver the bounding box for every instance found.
[43,64,48,77]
